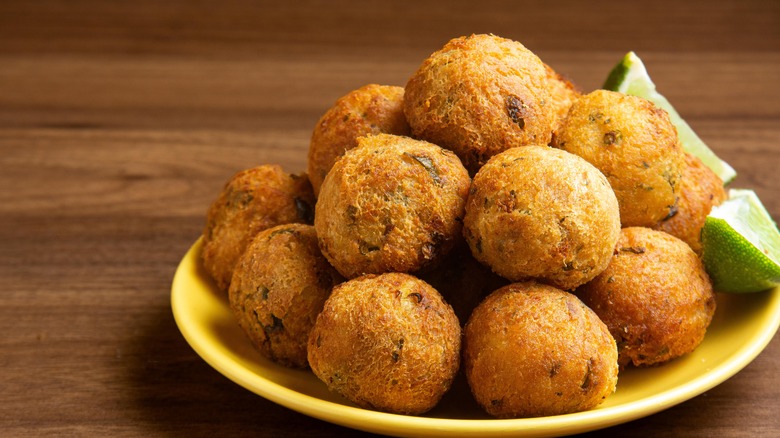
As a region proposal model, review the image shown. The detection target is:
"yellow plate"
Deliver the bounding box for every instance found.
[172,237,780,437]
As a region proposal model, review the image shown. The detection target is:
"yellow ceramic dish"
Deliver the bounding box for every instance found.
[172,238,780,437]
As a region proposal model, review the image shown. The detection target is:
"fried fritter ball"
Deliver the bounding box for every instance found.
[653,153,727,254]
[545,63,581,134]
[228,224,343,368]
[463,146,621,290]
[577,227,717,368]
[404,33,555,173]
[307,272,461,415]
[553,89,685,227]
[201,165,315,292]
[315,133,471,279]
[463,282,618,418]
[307,84,411,196]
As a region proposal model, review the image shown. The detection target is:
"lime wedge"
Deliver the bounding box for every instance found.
[701,189,780,293]
[603,51,737,184]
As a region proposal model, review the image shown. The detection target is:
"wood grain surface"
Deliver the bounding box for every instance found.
[1,1,778,436]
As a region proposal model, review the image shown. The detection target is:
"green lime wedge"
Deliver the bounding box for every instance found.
[603,51,737,184]
[701,189,780,293]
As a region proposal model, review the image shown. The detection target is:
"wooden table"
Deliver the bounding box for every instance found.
[1,1,778,436]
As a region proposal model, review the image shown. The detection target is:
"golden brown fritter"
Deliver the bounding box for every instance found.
[228,224,343,368]
[307,84,410,196]
[653,153,727,254]
[463,282,618,418]
[577,227,717,368]
[463,145,621,290]
[201,165,315,292]
[545,63,581,135]
[307,272,461,415]
[553,89,685,227]
[315,133,471,279]
[403,33,555,173]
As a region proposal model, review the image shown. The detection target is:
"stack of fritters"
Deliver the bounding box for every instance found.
[199,33,720,418]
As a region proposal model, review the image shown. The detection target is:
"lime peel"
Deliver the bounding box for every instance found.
[603,51,737,184]
[701,189,780,293]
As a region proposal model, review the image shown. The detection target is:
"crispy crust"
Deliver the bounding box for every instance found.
[201,165,315,292]
[463,145,621,290]
[307,273,461,415]
[315,133,471,278]
[545,63,581,134]
[576,227,717,368]
[308,84,410,196]
[653,153,727,254]
[228,224,343,368]
[404,34,555,173]
[463,282,618,418]
[553,89,685,227]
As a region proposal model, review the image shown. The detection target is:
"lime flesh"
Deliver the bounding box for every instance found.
[701,189,780,293]
[603,51,737,184]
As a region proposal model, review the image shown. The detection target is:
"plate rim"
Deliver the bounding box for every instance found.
[172,237,780,437]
